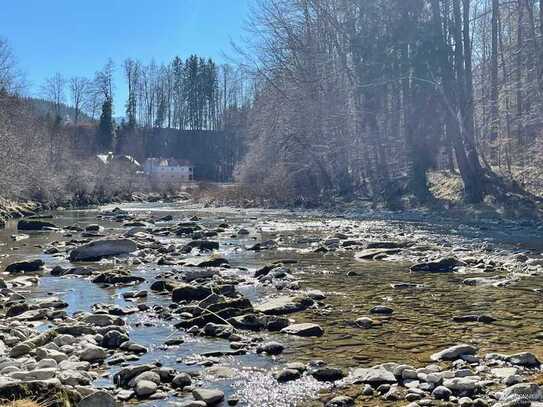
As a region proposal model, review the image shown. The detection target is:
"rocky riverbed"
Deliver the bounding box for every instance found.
[0,201,543,406]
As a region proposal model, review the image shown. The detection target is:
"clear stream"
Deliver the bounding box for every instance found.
[1,202,542,406]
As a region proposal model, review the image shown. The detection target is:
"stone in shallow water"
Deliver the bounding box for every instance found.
[311,366,345,382]
[113,364,155,387]
[452,315,496,324]
[78,391,116,407]
[325,395,354,407]
[410,257,465,273]
[275,368,301,383]
[69,239,137,261]
[177,401,207,407]
[369,305,393,315]
[135,379,157,397]
[355,248,401,260]
[79,344,107,362]
[254,295,313,315]
[485,352,541,367]
[256,341,284,355]
[192,388,225,405]
[430,344,478,361]
[352,367,397,385]
[172,372,192,388]
[172,283,212,302]
[5,259,44,273]
[17,219,57,230]
[281,323,323,337]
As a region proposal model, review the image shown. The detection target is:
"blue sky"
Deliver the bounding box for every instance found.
[2,0,253,114]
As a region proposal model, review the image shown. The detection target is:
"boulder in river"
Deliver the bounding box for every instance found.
[410,257,465,273]
[5,259,44,273]
[369,305,393,315]
[182,256,229,267]
[310,366,345,382]
[183,240,219,251]
[452,315,496,324]
[17,219,57,231]
[92,272,145,285]
[352,366,397,385]
[500,383,543,402]
[254,295,313,315]
[69,239,138,261]
[486,352,540,367]
[78,391,116,407]
[281,323,324,337]
[172,283,212,302]
[193,388,225,405]
[275,368,301,383]
[431,344,478,361]
[355,248,402,260]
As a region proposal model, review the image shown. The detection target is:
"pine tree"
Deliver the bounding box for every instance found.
[97,98,115,152]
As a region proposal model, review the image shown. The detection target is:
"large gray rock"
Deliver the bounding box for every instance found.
[9,368,57,381]
[135,379,157,397]
[430,344,478,361]
[113,364,155,387]
[79,344,107,362]
[172,372,192,388]
[81,313,124,327]
[172,283,212,302]
[18,219,57,231]
[410,257,465,273]
[254,295,313,315]
[442,377,479,392]
[500,383,543,402]
[486,352,541,367]
[355,248,402,260]
[192,388,225,405]
[5,259,44,273]
[77,391,117,407]
[281,323,323,337]
[184,240,219,251]
[352,367,397,385]
[69,239,137,261]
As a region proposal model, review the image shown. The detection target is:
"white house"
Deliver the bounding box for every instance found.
[143,158,194,183]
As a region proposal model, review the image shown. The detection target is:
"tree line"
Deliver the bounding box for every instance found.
[236,0,543,207]
[35,55,251,152]
[0,36,250,204]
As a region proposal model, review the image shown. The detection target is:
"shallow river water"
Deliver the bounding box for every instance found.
[1,202,542,406]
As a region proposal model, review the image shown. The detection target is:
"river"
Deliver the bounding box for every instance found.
[1,201,542,406]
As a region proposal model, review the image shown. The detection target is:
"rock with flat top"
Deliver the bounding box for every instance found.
[69,239,137,261]
[281,323,323,337]
[192,388,224,405]
[431,344,477,361]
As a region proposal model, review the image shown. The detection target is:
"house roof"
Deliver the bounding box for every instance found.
[97,153,141,167]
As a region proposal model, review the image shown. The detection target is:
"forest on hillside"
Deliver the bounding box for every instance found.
[235,0,543,210]
[2,0,543,212]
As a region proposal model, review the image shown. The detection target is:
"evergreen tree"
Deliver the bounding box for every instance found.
[97,98,114,152]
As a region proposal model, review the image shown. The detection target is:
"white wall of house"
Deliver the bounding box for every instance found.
[144,158,193,182]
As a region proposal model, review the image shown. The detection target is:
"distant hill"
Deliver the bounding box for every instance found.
[22,97,94,123]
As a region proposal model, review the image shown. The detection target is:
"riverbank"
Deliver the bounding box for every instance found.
[0,201,542,406]
[0,191,191,228]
